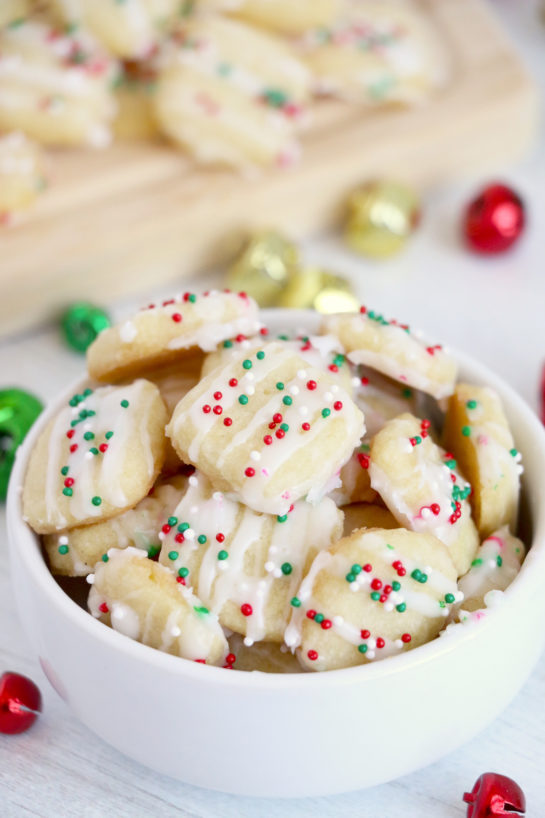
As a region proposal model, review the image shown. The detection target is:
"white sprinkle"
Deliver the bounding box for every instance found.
[247,386,255,396]
[289,385,300,396]
[190,505,199,514]
[351,377,360,388]
[367,638,376,650]
[250,450,261,461]
[273,569,282,579]
[83,422,92,431]
[324,391,333,402]
[243,637,254,647]
[241,340,251,349]
[384,602,394,612]
[189,475,198,487]
[441,608,449,617]
[245,372,255,382]
[350,582,359,592]
[297,369,307,379]
[331,384,339,394]
[284,631,297,647]
[119,321,137,343]
[158,531,166,541]
[58,535,69,545]
[171,626,181,637]
[184,529,196,541]
[366,651,376,660]
[424,566,433,575]
[333,615,344,626]
[85,452,94,460]
[269,546,278,555]
[212,492,223,501]
[264,561,274,573]
[395,639,403,649]
[299,406,309,417]
[218,562,228,572]
[86,574,95,585]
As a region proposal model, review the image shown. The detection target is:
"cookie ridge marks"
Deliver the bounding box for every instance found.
[321,306,457,400]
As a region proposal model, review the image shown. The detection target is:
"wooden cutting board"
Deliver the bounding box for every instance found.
[0,0,537,337]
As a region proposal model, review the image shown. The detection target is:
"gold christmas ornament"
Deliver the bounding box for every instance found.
[225,230,299,306]
[277,267,358,313]
[345,181,420,259]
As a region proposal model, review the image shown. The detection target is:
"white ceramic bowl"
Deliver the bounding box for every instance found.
[7,309,545,797]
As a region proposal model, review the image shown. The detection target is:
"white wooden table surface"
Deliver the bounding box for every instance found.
[1,2,545,815]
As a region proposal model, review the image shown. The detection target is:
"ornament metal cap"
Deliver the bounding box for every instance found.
[226,230,299,307]
[277,267,358,313]
[345,180,420,259]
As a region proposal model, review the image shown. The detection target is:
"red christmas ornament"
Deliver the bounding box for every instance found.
[0,671,42,734]
[463,772,526,816]
[464,183,525,254]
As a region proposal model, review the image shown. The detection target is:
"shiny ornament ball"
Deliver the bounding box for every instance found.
[61,302,111,353]
[463,772,526,816]
[464,183,525,254]
[0,388,43,501]
[226,231,299,307]
[0,672,42,734]
[277,268,359,313]
[345,181,420,259]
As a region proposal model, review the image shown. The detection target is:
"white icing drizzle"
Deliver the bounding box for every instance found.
[457,526,523,609]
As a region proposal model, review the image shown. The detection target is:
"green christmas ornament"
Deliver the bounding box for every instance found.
[0,388,43,500]
[60,302,111,353]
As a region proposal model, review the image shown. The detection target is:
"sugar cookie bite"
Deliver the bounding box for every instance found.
[457,526,524,613]
[286,527,459,671]
[0,132,47,220]
[0,18,117,147]
[443,384,522,538]
[154,14,310,169]
[23,380,167,533]
[322,307,457,400]
[167,341,365,515]
[87,290,261,382]
[157,471,342,642]
[89,547,228,665]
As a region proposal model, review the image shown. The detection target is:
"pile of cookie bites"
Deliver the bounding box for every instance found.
[22,291,525,673]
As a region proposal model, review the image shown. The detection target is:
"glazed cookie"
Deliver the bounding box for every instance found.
[23,380,167,534]
[331,446,377,507]
[158,470,343,642]
[342,503,398,537]
[442,384,521,538]
[167,341,365,515]
[221,0,342,35]
[0,131,47,219]
[369,413,479,576]
[300,0,449,105]
[44,476,187,577]
[87,290,260,382]
[0,18,117,147]
[228,633,303,673]
[285,527,459,671]
[457,526,524,612]
[112,76,160,142]
[48,0,179,59]
[352,366,421,437]
[154,15,310,169]
[322,308,457,400]
[88,547,228,665]
[201,331,353,393]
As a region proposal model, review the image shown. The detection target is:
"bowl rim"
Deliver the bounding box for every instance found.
[8,307,545,690]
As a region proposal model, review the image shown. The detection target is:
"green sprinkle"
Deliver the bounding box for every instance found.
[197,534,207,545]
[496,555,503,567]
[263,87,288,108]
[276,382,284,391]
[91,496,102,506]
[333,354,345,366]
[444,458,457,470]
[321,408,331,418]
[188,294,196,303]
[411,569,427,583]
[69,397,79,407]
[358,644,368,654]
[217,550,229,561]
[242,359,252,370]
[105,431,114,439]
[223,340,233,348]
[83,388,93,397]
[178,566,189,578]
[283,396,293,406]
[168,516,178,527]
[120,399,129,408]
[414,435,422,445]
[61,466,69,476]
[278,334,289,341]
[62,487,73,497]
[510,448,518,457]
[277,514,288,523]
[89,447,99,456]
[238,394,249,405]
[83,431,94,441]
[370,591,381,601]
[101,553,109,562]
[392,581,401,592]
[147,545,160,558]
[466,400,478,409]
[402,388,413,398]
[290,597,301,607]
[178,522,190,533]
[386,544,394,550]
[58,544,69,555]
[314,613,324,624]
[281,562,292,575]
[193,605,209,615]
[445,593,455,604]
[351,564,362,575]
[168,550,179,561]
[256,350,265,360]
[346,573,356,583]
[462,425,471,437]
[280,423,289,432]
[396,603,406,613]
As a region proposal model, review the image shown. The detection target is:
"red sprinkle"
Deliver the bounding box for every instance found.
[321,619,332,630]
[275,429,285,439]
[244,467,255,477]
[363,564,372,573]
[99,602,109,613]
[361,629,370,639]
[214,391,223,400]
[301,422,310,431]
[69,444,78,454]
[176,576,186,585]
[328,364,339,373]
[216,533,225,543]
[64,477,74,487]
[225,653,236,665]
[421,419,431,430]
[235,334,246,343]
[171,313,182,323]
[99,443,108,453]
[229,378,238,387]
[371,578,382,591]
[376,638,385,649]
[213,405,223,415]
[241,603,253,617]
[430,503,441,515]
[263,435,273,445]
[259,327,269,336]
[307,610,316,620]
[273,413,283,423]
[306,380,317,391]
[333,401,343,411]
[223,417,232,427]
[401,633,412,644]
[307,650,318,661]
[357,452,370,469]
[175,533,184,544]
[66,429,75,439]
[360,377,369,386]
[194,659,206,664]
[359,306,367,314]
[162,524,171,534]
[202,405,211,414]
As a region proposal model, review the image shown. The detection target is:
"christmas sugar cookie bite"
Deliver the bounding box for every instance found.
[157,470,342,643]
[443,384,522,538]
[23,380,167,534]
[154,14,310,170]
[44,476,187,577]
[322,307,457,400]
[167,341,365,515]
[88,547,228,666]
[457,526,524,613]
[216,0,342,35]
[285,527,459,671]
[87,290,260,382]
[369,413,479,576]
[0,132,47,223]
[0,18,117,147]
